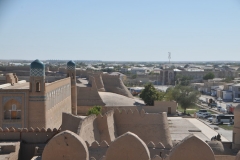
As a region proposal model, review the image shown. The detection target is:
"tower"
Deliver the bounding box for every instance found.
[67,60,77,115]
[28,59,46,128]
[233,104,240,149]
[29,59,45,93]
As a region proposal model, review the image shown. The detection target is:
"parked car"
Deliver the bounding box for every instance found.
[217,97,223,102]
[220,108,227,114]
[233,98,240,103]
[200,112,212,118]
[208,114,217,123]
[209,103,217,108]
[196,109,208,117]
[217,106,222,111]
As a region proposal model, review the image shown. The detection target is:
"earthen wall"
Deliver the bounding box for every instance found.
[78,115,101,144]
[89,74,105,91]
[77,105,176,116]
[114,109,173,149]
[77,83,105,107]
[0,127,58,142]
[102,74,133,98]
[96,110,117,143]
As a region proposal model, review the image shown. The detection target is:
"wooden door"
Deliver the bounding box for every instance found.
[11,111,17,119]
[168,107,171,114]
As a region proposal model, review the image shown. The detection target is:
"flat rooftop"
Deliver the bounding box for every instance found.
[2,82,30,89]
[168,117,229,142]
[2,82,51,90]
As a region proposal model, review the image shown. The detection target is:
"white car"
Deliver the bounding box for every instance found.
[233,98,240,103]
[217,106,222,111]
[220,108,227,113]
[196,109,208,117]
[217,97,223,102]
[201,112,212,118]
[208,117,213,123]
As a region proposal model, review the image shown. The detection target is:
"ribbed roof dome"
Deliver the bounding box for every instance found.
[67,60,76,66]
[30,59,44,69]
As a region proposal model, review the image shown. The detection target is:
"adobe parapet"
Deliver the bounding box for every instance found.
[0,127,59,143]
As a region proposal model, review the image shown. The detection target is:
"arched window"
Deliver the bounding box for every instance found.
[4,100,21,120]
[12,104,16,110]
[36,82,41,92]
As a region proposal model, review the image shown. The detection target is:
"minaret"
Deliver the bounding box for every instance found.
[67,60,77,115]
[233,104,240,149]
[28,59,46,128]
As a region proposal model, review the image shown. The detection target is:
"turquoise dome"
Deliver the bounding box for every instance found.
[30,59,44,69]
[67,60,76,66]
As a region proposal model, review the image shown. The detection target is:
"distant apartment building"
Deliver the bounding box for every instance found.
[232,84,240,99]
[130,67,153,75]
[159,68,238,85]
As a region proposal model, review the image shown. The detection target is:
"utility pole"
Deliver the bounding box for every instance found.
[168,52,171,64]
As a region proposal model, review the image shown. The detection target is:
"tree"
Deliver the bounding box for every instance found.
[203,72,215,80]
[223,77,234,83]
[139,83,164,105]
[169,85,200,114]
[176,75,193,86]
[164,87,174,101]
[87,106,102,116]
[131,74,137,79]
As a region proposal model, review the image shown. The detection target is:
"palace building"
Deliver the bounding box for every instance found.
[0,59,77,129]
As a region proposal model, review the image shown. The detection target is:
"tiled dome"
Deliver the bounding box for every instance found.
[67,60,76,66]
[67,60,76,70]
[30,59,44,69]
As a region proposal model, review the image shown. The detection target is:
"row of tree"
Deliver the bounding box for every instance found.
[139,83,200,114]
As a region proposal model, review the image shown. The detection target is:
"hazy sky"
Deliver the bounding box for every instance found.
[0,0,240,61]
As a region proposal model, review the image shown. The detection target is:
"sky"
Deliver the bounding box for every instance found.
[0,0,240,61]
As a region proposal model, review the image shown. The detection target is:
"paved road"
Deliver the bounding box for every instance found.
[199,95,239,112]
[198,118,232,142]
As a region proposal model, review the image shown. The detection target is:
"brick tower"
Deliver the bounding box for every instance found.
[28,59,46,128]
[67,60,77,115]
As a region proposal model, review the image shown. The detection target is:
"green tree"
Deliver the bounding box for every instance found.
[223,77,234,83]
[169,85,200,114]
[184,64,189,68]
[87,106,102,116]
[176,75,193,86]
[131,74,137,79]
[139,83,164,105]
[164,87,174,101]
[203,72,215,80]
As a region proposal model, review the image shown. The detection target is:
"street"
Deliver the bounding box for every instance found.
[199,95,239,111]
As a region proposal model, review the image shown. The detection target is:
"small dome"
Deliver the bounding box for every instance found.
[234,104,240,113]
[67,60,76,66]
[31,59,44,69]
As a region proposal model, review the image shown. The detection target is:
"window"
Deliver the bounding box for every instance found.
[12,104,16,111]
[72,73,74,79]
[36,82,40,92]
